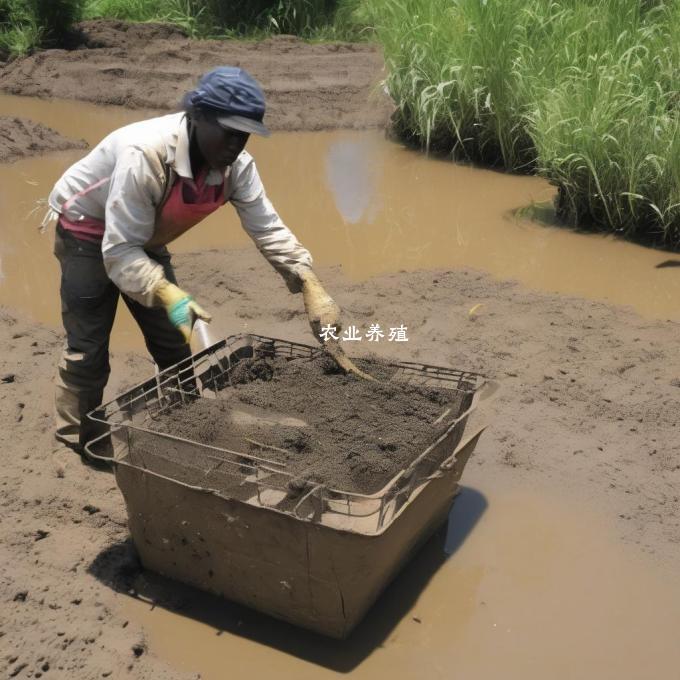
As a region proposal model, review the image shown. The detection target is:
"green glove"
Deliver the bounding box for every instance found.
[153,280,212,344]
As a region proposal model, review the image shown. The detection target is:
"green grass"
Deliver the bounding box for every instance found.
[83,0,209,37]
[367,0,680,248]
[0,20,40,56]
[0,0,366,56]
[0,0,42,56]
[82,0,366,40]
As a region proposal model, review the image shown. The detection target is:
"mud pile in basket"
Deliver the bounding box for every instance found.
[139,355,468,495]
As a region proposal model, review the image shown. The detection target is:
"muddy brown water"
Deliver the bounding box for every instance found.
[1,94,679,355]
[123,471,680,679]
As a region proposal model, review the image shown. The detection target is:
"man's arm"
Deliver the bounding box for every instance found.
[230,154,313,293]
[226,154,371,377]
[101,145,166,306]
[102,145,211,342]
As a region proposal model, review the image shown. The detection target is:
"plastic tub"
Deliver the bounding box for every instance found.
[86,334,495,638]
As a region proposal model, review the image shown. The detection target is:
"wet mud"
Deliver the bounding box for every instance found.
[2,247,680,677]
[175,247,680,554]
[0,116,87,163]
[143,355,467,494]
[0,20,391,131]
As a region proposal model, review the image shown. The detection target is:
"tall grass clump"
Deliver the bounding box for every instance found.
[28,0,84,47]
[29,0,84,44]
[83,0,208,36]
[0,0,41,56]
[368,0,680,248]
[206,0,337,36]
[0,0,83,55]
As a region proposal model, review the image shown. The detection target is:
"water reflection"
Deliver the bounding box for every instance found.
[325,136,381,224]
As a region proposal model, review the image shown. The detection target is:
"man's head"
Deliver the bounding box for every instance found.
[183,67,270,170]
[189,111,250,169]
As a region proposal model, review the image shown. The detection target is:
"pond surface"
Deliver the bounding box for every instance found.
[1,93,678,353]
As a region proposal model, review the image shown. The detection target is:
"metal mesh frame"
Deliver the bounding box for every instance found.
[90,334,485,532]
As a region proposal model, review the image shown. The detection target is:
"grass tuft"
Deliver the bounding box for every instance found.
[367,0,680,248]
[0,0,367,56]
[82,0,366,40]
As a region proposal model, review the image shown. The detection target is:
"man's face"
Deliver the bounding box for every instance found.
[194,115,250,170]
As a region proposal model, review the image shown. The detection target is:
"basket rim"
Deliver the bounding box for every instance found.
[87,333,491,503]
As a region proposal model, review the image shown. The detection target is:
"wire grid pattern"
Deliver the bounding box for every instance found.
[92,334,483,531]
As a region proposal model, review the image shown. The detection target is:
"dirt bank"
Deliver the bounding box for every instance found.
[0,116,87,163]
[1,247,679,677]
[0,20,391,131]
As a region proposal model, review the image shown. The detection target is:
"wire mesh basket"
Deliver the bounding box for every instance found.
[88,333,492,535]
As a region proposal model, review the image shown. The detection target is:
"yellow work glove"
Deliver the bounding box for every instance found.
[300,270,341,342]
[153,280,212,344]
[299,270,375,381]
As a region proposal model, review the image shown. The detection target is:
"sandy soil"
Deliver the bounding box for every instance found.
[2,246,680,677]
[0,20,392,131]
[0,117,87,163]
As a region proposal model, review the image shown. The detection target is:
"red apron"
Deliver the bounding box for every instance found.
[58,168,225,246]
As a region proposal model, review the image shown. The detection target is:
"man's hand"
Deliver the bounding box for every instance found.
[153,280,212,344]
[299,270,375,381]
[300,270,342,341]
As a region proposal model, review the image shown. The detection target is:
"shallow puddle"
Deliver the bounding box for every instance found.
[1,94,679,353]
[123,470,680,679]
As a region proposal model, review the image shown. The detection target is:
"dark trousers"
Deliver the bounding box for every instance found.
[54,225,191,451]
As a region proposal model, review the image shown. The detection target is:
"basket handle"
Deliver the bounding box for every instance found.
[439,427,485,472]
[469,377,501,413]
[438,378,500,473]
[83,430,118,468]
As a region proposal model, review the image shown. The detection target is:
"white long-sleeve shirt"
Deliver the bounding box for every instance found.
[47,112,313,306]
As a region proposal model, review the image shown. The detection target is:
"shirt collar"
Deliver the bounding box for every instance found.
[172,113,226,186]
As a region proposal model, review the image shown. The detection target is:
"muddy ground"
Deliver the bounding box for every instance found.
[178,248,680,557]
[1,20,680,680]
[0,20,391,131]
[3,244,680,677]
[0,117,87,163]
